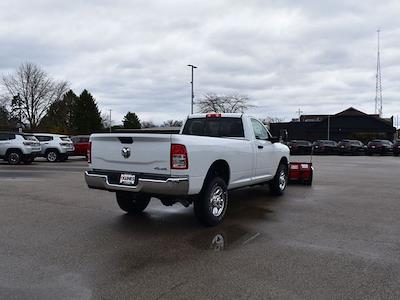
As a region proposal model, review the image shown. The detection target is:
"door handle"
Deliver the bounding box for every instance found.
[258,145,263,149]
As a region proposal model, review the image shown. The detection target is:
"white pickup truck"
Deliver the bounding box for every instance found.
[85,113,289,226]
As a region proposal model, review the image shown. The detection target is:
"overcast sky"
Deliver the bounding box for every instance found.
[0,0,399,125]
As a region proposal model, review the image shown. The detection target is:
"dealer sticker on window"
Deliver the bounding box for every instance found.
[120,174,136,185]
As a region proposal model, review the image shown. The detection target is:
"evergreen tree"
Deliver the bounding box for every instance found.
[0,105,8,128]
[123,112,141,129]
[0,106,18,130]
[71,90,103,134]
[39,90,77,133]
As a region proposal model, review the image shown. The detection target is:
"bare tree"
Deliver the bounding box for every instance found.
[141,121,156,128]
[196,93,254,113]
[161,120,183,127]
[1,62,69,129]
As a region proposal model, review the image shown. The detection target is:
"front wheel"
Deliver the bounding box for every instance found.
[46,150,59,162]
[116,192,151,214]
[194,177,228,226]
[7,151,22,165]
[269,163,288,195]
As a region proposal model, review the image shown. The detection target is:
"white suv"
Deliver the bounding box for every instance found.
[0,132,41,164]
[34,133,75,162]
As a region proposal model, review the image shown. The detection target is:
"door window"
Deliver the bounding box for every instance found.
[251,119,269,140]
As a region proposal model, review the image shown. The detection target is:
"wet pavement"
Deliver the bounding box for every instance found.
[0,156,400,299]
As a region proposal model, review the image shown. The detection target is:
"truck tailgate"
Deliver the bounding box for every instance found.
[90,133,172,175]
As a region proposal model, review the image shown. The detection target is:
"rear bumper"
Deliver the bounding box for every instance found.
[84,170,189,196]
[368,148,392,153]
[338,147,364,153]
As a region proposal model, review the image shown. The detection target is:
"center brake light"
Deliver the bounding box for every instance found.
[206,113,221,118]
[171,144,188,169]
[87,141,92,163]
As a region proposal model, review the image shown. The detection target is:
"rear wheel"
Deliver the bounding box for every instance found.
[7,151,22,165]
[269,163,288,195]
[194,177,228,226]
[116,192,151,214]
[46,150,59,162]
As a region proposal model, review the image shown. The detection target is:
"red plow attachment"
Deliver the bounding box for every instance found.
[288,162,313,185]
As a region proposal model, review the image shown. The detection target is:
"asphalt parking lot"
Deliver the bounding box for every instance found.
[1,156,400,299]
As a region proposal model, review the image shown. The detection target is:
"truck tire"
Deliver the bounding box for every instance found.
[116,192,150,214]
[46,149,59,162]
[194,177,228,226]
[7,150,22,165]
[269,163,288,196]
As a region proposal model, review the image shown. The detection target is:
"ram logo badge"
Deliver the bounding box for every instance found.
[121,147,131,159]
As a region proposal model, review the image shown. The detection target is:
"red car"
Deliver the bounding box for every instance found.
[70,135,90,157]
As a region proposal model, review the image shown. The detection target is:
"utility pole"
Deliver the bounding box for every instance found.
[296,108,303,120]
[187,64,197,114]
[375,29,383,116]
[109,109,112,133]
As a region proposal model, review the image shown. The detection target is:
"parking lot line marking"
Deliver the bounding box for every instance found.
[242,232,261,245]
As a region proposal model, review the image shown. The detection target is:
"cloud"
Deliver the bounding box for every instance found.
[0,0,399,124]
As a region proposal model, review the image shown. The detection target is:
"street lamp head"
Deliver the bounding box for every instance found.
[187,64,197,68]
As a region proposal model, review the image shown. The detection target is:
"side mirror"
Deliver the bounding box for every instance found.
[280,129,288,143]
[270,136,280,143]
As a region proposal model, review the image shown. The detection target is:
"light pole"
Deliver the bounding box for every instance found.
[327,115,330,140]
[187,64,197,114]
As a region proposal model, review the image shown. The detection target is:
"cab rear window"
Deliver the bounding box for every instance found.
[182,118,244,138]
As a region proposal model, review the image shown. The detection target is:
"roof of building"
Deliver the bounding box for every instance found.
[299,107,392,125]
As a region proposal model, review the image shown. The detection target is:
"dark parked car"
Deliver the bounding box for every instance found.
[337,140,366,155]
[393,140,400,156]
[70,135,90,157]
[287,140,313,155]
[366,139,393,155]
[312,140,338,155]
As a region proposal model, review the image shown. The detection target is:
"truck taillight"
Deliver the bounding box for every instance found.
[87,142,92,163]
[171,144,188,169]
[206,113,221,118]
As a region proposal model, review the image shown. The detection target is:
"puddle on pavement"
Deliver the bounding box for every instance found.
[233,206,274,219]
[189,225,261,251]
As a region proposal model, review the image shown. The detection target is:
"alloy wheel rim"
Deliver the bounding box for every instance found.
[48,152,57,161]
[210,184,226,217]
[9,153,19,164]
[279,170,287,191]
